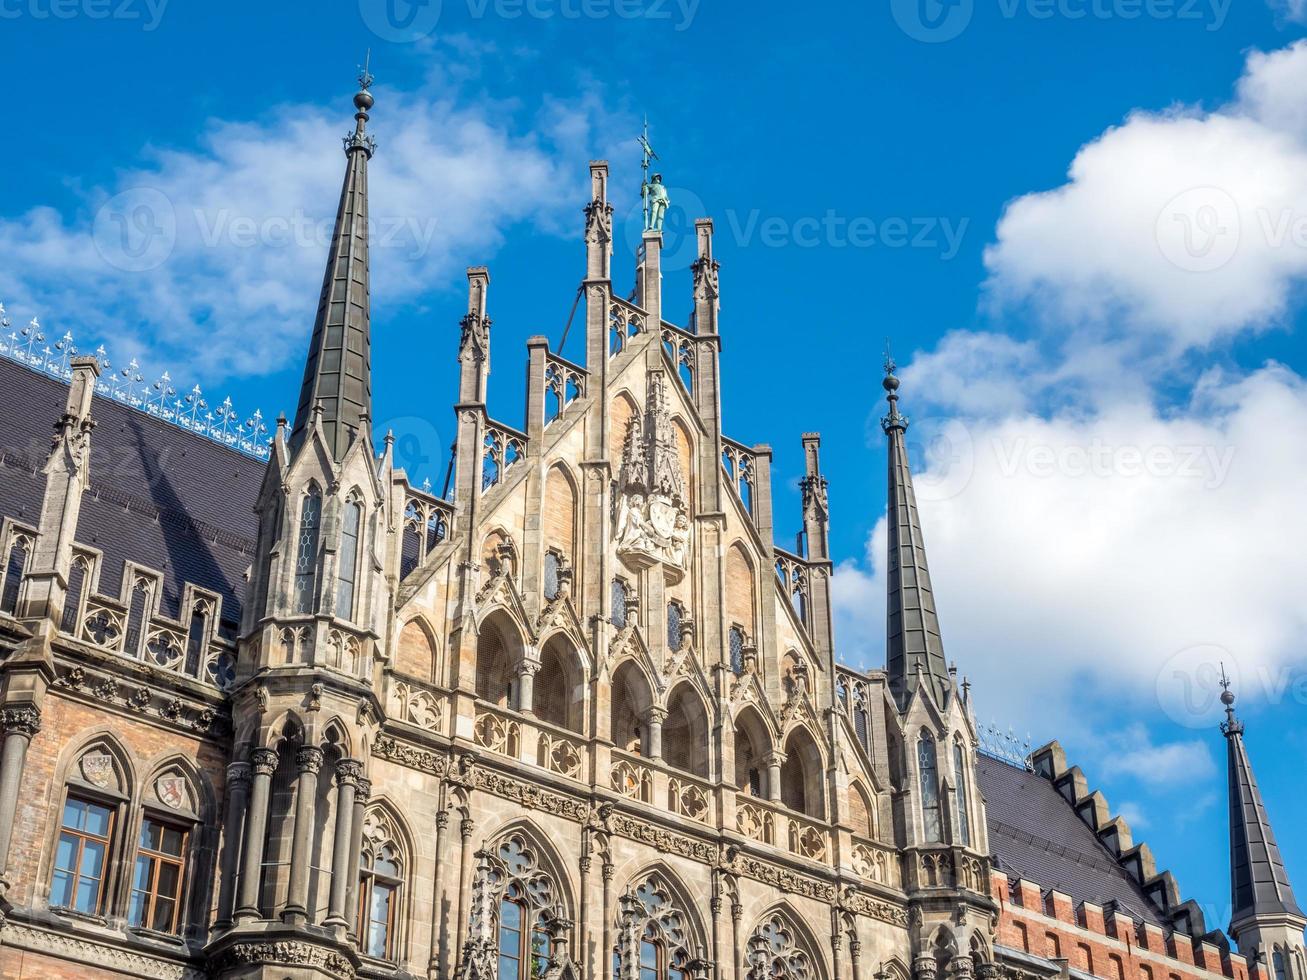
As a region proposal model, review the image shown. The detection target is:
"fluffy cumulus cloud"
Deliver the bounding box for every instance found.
[985,42,1307,351]
[0,61,624,384]
[835,359,1307,730]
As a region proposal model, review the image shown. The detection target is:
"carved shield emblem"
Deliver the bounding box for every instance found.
[647,496,677,541]
[156,775,186,809]
[79,751,114,788]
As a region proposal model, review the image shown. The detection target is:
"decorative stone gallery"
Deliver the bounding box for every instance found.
[0,70,1300,980]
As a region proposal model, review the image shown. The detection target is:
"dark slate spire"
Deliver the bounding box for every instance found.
[882,356,951,711]
[289,61,376,462]
[1221,670,1303,937]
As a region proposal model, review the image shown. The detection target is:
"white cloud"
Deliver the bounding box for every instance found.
[1268,0,1307,24]
[985,41,1307,352]
[833,360,1307,730]
[0,61,626,385]
[1098,725,1218,787]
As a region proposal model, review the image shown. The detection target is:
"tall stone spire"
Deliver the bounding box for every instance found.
[289,62,376,462]
[1220,671,1304,946]
[882,357,951,711]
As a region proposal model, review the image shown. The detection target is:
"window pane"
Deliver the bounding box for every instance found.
[79,839,106,879]
[140,819,161,850]
[83,802,111,837]
[499,957,520,980]
[640,940,658,968]
[132,854,153,891]
[151,896,176,933]
[128,888,147,926]
[50,869,73,908]
[160,825,185,857]
[74,874,99,913]
[62,799,84,829]
[54,833,78,873]
[156,861,181,898]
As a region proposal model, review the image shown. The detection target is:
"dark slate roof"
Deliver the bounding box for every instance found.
[977,753,1166,926]
[0,357,262,627]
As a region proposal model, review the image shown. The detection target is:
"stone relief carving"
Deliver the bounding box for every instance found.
[615,371,690,578]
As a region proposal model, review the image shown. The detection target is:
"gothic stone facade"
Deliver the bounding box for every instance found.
[0,79,1301,980]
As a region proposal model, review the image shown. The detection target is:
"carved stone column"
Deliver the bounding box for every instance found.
[454,816,476,972]
[765,751,786,804]
[214,761,251,927]
[948,955,975,980]
[325,758,362,929]
[914,953,941,980]
[516,659,541,715]
[343,776,371,939]
[0,704,40,897]
[645,706,667,761]
[283,745,323,923]
[234,747,279,923]
[428,807,450,980]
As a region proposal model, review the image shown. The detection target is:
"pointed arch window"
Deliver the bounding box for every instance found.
[60,555,89,634]
[183,600,210,677]
[544,551,561,602]
[358,843,402,959]
[336,499,363,620]
[489,835,559,980]
[128,817,187,933]
[615,876,694,980]
[953,740,971,847]
[0,534,29,615]
[918,733,942,843]
[293,489,322,614]
[124,576,153,658]
[666,601,684,652]
[1273,950,1288,980]
[745,915,814,980]
[611,578,629,629]
[52,796,115,914]
[729,626,746,675]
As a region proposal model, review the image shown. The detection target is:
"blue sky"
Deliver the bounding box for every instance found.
[3,0,1306,938]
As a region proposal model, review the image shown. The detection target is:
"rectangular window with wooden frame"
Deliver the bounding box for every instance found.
[128,817,187,933]
[51,796,114,915]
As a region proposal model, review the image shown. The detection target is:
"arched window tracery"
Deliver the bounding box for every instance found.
[918,733,942,844]
[336,497,363,620]
[293,488,322,614]
[745,914,815,980]
[615,875,697,980]
[357,807,407,961]
[463,832,568,980]
[953,739,971,847]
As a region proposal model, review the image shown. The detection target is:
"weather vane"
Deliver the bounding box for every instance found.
[358,48,374,91]
[638,117,670,233]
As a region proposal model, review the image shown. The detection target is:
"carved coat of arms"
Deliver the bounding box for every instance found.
[156,774,187,809]
[79,751,115,788]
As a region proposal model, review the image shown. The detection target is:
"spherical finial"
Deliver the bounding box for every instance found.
[883,373,900,393]
[1221,688,1235,707]
[354,89,374,112]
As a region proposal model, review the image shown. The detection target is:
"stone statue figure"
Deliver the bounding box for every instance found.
[644,173,671,232]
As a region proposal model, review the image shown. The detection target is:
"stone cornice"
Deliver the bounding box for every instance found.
[0,920,205,980]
